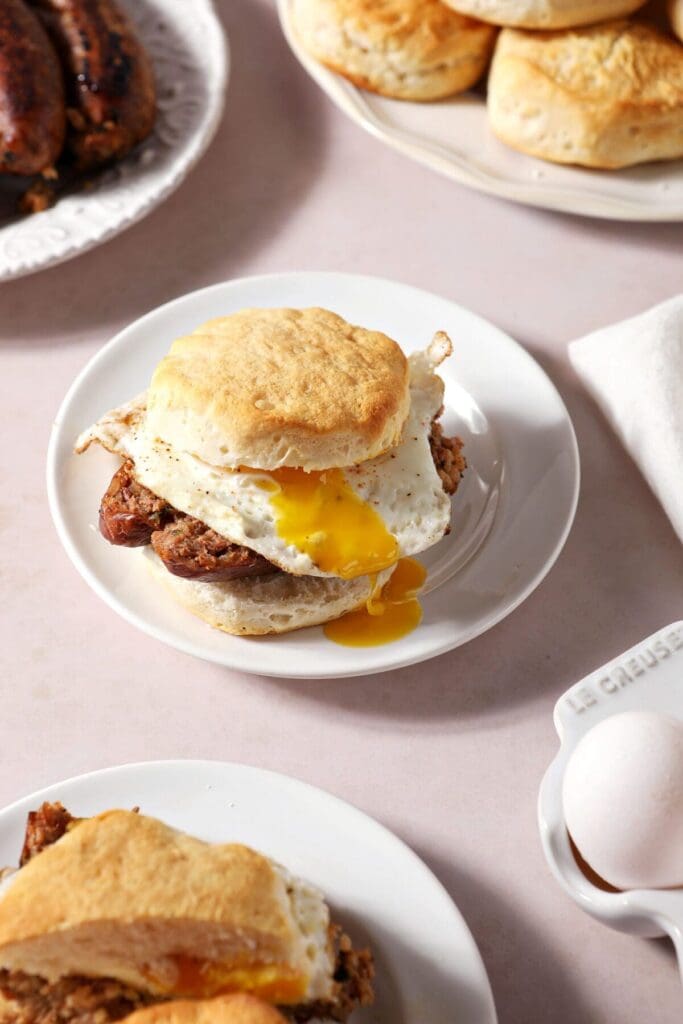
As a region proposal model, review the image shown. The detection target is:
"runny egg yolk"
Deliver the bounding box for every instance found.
[152,955,307,1004]
[324,557,427,647]
[255,466,399,579]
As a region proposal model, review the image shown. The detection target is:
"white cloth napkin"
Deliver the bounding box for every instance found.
[568,295,683,544]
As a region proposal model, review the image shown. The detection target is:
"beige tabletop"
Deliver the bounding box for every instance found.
[1,1,683,1020]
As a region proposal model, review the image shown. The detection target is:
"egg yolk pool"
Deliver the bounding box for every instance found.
[324,557,427,647]
[252,467,427,646]
[257,466,399,579]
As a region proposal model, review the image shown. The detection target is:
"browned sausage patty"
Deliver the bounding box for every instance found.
[99,462,277,583]
[19,802,74,867]
[0,0,65,175]
[99,460,173,547]
[151,518,278,584]
[430,417,466,496]
[0,969,156,1024]
[28,0,156,170]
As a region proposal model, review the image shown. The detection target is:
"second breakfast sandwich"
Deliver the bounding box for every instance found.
[0,804,373,1021]
[77,307,465,638]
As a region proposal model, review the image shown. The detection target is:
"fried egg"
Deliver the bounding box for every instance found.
[77,336,453,581]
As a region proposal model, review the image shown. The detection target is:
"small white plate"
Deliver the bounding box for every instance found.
[0,0,228,282]
[279,0,683,222]
[539,622,683,978]
[47,271,579,678]
[0,760,497,1023]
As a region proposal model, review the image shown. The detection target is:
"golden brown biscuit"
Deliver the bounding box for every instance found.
[146,308,410,472]
[291,0,497,100]
[125,993,287,1024]
[488,20,683,168]
[440,0,646,28]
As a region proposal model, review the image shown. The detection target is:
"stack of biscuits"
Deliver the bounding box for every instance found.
[292,0,683,168]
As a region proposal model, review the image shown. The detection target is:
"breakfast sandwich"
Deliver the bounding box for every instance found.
[291,0,497,101]
[76,307,465,642]
[0,803,374,1023]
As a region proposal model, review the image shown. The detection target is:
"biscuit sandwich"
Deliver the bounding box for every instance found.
[291,0,497,100]
[0,803,374,1023]
[440,0,646,28]
[76,307,465,642]
[487,19,683,168]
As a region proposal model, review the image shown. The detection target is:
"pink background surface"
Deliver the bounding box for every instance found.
[2,1,683,1019]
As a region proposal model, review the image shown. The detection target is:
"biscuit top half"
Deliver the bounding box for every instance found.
[146,307,411,471]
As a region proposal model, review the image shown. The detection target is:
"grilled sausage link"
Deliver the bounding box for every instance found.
[0,0,65,175]
[28,0,156,170]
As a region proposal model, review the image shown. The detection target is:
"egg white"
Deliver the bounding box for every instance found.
[77,339,453,579]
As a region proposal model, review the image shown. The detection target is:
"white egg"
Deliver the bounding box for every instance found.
[563,710,683,891]
[77,342,452,579]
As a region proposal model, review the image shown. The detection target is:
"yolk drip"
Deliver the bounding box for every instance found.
[324,557,427,647]
[162,955,307,1004]
[258,466,398,579]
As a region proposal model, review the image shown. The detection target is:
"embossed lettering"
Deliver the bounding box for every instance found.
[668,630,683,651]
[639,648,658,669]
[566,696,586,714]
[653,640,672,659]
[599,675,617,694]
[613,666,632,686]
[626,657,645,677]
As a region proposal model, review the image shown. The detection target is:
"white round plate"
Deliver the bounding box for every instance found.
[278,0,683,222]
[0,759,498,1023]
[0,0,228,282]
[47,271,580,678]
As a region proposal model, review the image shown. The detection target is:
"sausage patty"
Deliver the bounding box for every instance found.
[19,802,74,867]
[0,0,65,175]
[150,518,277,584]
[430,416,466,496]
[99,462,277,583]
[28,0,156,170]
[99,460,174,547]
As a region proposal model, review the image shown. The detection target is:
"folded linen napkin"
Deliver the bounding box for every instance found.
[568,295,683,544]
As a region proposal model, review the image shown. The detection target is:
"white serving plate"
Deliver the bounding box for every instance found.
[0,760,497,1024]
[47,271,579,678]
[539,622,683,978]
[0,0,228,282]
[279,0,683,222]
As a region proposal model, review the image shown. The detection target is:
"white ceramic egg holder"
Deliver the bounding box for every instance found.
[539,622,683,979]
